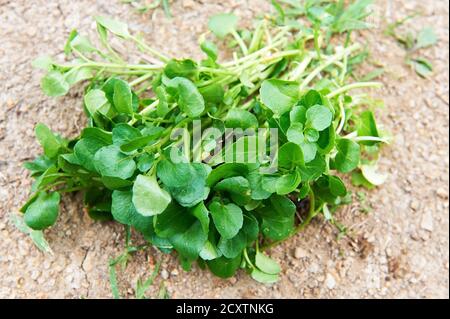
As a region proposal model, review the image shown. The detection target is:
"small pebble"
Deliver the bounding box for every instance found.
[294,247,307,259]
[161,269,169,280]
[420,212,434,232]
[325,274,336,290]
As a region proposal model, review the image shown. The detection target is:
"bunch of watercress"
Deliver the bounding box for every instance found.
[20,1,388,283]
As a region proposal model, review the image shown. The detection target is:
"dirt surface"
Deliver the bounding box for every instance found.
[0,0,448,299]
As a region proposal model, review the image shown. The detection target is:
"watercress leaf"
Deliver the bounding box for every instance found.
[95,16,130,38]
[299,90,323,108]
[10,214,53,254]
[274,171,302,195]
[32,56,54,71]
[328,175,347,197]
[298,154,326,181]
[155,86,170,117]
[70,34,97,53]
[199,84,225,104]
[169,164,210,207]
[94,145,136,179]
[351,171,375,189]
[209,201,243,240]
[317,125,336,154]
[200,40,218,61]
[74,137,108,172]
[166,77,205,118]
[300,141,317,163]
[35,123,63,158]
[112,123,142,146]
[225,109,258,129]
[113,79,133,115]
[416,27,437,49]
[278,142,304,169]
[24,191,60,230]
[207,163,249,187]
[290,104,307,124]
[255,252,281,275]
[247,170,273,200]
[357,111,379,146]
[260,79,299,117]
[306,105,333,131]
[101,176,133,190]
[286,122,305,144]
[136,153,154,173]
[206,254,242,278]
[257,195,295,241]
[199,241,221,260]
[84,89,110,117]
[157,159,194,188]
[218,212,258,259]
[81,127,113,144]
[164,59,198,79]
[214,176,250,195]
[41,71,70,97]
[410,58,433,78]
[154,202,193,238]
[361,164,387,186]
[170,221,207,261]
[334,139,361,173]
[304,128,319,142]
[208,13,238,39]
[190,202,210,234]
[251,268,279,284]
[24,155,54,176]
[132,175,171,217]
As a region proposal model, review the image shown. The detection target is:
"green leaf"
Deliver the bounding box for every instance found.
[214,176,250,195]
[207,163,249,187]
[24,155,54,176]
[300,141,317,163]
[257,195,296,241]
[278,142,304,169]
[95,16,130,38]
[298,154,326,181]
[286,122,305,144]
[217,214,258,258]
[113,79,133,115]
[74,137,108,172]
[41,71,70,97]
[328,175,347,197]
[251,268,279,284]
[410,58,433,78]
[304,128,319,142]
[166,77,205,118]
[206,255,242,278]
[209,201,243,240]
[35,123,63,159]
[157,159,194,188]
[199,84,225,104]
[263,171,302,195]
[24,191,60,230]
[255,252,281,275]
[136,153,154,173]
[306,105,333,131]
[334,139,360,173]
[357,111,379,146]
[260,79,299,117]
[112,123,141,146]
[190,202,210,234]
[94,145,136,179]
[84,89,110,117]
[164,59,198,79]
[200,40,218,61]
[170,221,207,261]
[200,241,221,260]
[299,90,323,108]
[32,56,54,71]
[361,164,387,186]
[317,125,336,154]
[208,13,238,39]
[247,170,272,200]
[10,214,53,254]
[154,203,193,238]
[225,109,258,129]
[132,175,171,217]
[416,27,437,49]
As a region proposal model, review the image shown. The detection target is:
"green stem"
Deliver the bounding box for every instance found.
[131,35,170,63]
[326,81,382,99]
[231,30,249,55]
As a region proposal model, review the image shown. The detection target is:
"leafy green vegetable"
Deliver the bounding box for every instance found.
[23,3,389,285]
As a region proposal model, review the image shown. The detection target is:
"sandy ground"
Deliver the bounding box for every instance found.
[0,0,448,299]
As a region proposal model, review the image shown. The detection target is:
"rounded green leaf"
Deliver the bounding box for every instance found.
[95,16,130,38]
[94,145,136,179]
[306,105,333,131]
[41,71,70,97]
[84,89,109,117]
[206,255,242,278]
[278,142,304,169]
[286,122,305,144]
[260,79,299,118]
[255,252,281,275]
[113,79,133,115]
[166,77,205,118]
[209,201,243,240]
[35,123,63,159]
[24,191,60,230]
[208,13,238,39]
[132,175,171,217]
[334,139,360,173]
[225,109,258,129]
